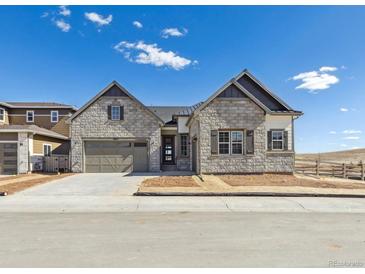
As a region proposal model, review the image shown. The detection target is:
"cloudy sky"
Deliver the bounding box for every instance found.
[0,5,364,153]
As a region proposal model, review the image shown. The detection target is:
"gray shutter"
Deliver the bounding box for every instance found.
[107,105,111,120]
[246,130,254,154]
[120,106,124,120]
[267,130,272,151]
[284,131,289,151]
[211,130,218,155]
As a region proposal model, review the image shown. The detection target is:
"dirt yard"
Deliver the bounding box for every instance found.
[141,176,199,187]
[218,174,365,189]
[0,173,74,195]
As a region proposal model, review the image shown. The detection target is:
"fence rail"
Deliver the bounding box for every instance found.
[295,159,365,181]
[43,155,70,173]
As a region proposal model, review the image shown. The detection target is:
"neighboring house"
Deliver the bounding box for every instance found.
[0,102,76,174]
[69,69,302,174]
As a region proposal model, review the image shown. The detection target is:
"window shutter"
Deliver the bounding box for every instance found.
[120,106,124,120]
[246,130,254,154]
[211,130,218,155]
[284,131,289,151]
[267,130,272,151]
[107,105,111,120]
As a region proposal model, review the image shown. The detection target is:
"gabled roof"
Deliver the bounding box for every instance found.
[0,101,77,110]
[187,69,303,125]
[148,102,204,123]
[68,81,164,124]
[0,125,69,140]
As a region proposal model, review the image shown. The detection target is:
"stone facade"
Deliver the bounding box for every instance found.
[70,96,161,172]
[192,97,295,174]
[18,132,29,174]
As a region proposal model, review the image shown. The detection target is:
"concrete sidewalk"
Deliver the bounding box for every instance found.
[2,195,365,213]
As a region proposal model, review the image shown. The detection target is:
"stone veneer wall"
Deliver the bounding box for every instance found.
[70,96,161,172]
[18,132,29,173]
[195,97,295,174]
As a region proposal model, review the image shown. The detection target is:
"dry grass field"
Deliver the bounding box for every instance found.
[296,148,365,164]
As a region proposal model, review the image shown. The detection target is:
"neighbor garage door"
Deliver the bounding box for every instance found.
[84,141,148,173]
[0,143,18,175]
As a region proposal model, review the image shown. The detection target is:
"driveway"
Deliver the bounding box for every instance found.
[13,173,148,197]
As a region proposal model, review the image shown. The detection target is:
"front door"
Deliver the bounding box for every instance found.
[162,136,175,164]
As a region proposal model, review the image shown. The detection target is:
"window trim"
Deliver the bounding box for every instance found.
[50,110,59,123]
[231,131,243,155]
[218,131,230,155]
[43,144,52,157]
[26,110,34,123]
[0,107,4,122]
[111,105,121,121]
[271,130,284,151]
[180,134,189,157]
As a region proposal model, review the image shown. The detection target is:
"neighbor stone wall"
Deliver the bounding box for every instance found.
[18,132,29,174]
[265,153,295,173]
[71,96,161,172]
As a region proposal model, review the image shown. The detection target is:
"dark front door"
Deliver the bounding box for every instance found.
[162,135,175,164]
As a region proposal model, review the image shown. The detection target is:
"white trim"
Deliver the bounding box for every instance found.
[0,140,18,143]
[231,130,243,155]
[271,130,284,151]
[26,110,34,123]
[218,131,230,155]
[8,114,70,117]
[111,105,121,121]
[0,107,5,122]
[51,110,59,123]
[43,143,52,157]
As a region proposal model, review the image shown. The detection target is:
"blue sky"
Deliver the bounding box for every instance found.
[0,5,364,153]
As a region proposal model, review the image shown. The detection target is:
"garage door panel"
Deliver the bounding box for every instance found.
[0,143,17,175]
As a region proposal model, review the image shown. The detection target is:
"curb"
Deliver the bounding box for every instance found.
[134,192,365,198]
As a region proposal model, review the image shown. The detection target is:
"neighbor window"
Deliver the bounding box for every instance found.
[0,108,4,122]
[231,131,243,154]
[218,131,230,154]
[51,111,59,123]
[26,110,34,123]
[43,144,52,157]
[111,106,121,120]
[180,134,188,157]
[272,131,284,150]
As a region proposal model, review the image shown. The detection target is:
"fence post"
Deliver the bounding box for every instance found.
[343,163,347,179]
[316,160,319,176]
[361,160,364,181]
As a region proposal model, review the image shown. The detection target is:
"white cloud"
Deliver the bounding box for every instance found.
[351,146,360,150]
[340,144,348,147]
[343,136,360,140]
[340,108,348,112]
[342,130,362,134]
[41,12,49,18]
[319,66,337,72]
[55,19,71,32]
[290,67,339,92]
[114,41,196,70]
[133,21,143,28]
[329,131,337,134]
[59,5,71,17]
[161,27,188,38]
[85,12,112,26]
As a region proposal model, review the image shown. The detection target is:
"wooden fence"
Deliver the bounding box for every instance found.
[295,159,365,181]
[43,155,70,173]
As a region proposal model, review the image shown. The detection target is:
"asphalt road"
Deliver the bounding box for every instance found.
[1,212,365,267]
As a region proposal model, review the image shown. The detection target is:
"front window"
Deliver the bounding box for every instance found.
[231,131,243,154]
[218,131,230,154]
[51,111,59,123]
[43,144,52,157]
[0,108,4,122]
[26,110,34,123]
[111,106,120,120]
[272,131,284,150]
[180,134,188,157]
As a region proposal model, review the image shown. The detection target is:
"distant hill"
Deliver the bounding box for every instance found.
[297,148,365,164]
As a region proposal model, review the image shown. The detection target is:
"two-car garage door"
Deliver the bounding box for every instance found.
[84,141,148,173]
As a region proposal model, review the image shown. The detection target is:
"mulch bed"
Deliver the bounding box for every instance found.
[0,173,74,195]
[141,176,199,187]
[219,174,365,189]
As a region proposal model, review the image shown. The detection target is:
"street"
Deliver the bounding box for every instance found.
[0,212,365,267]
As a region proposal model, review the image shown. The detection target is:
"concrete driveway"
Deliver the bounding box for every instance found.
[14,173,147,197]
